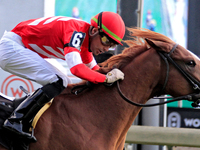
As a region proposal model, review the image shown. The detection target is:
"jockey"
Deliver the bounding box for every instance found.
[0,11,125,141]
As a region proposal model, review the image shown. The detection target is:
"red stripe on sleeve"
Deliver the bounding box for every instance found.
[70,64,106,83]
[92,64,100,70]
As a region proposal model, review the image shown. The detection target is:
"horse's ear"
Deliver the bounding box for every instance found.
[145,38,172,52]
[145,38,161,50]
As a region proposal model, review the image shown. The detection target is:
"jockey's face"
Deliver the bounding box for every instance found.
[89,27,111,55]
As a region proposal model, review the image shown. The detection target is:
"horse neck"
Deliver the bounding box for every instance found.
[49,48,163,146]
[120,48,162,105]
[93,48,163,136]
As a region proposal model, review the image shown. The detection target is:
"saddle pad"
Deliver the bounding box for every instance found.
[30,99,53,131]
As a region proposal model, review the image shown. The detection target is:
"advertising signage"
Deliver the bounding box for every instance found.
[167,107,200,129]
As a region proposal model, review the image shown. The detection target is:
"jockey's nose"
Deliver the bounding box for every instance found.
[103,46,110,52]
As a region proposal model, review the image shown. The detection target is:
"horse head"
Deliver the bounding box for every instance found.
[145,35,200,97]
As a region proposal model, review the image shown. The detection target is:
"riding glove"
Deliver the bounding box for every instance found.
[105,68,124,83]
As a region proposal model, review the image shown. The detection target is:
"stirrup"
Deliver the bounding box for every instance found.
[30,126,37,142]
[3,120,37,142]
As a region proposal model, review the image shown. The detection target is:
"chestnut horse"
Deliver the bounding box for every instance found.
[1,28,200,150]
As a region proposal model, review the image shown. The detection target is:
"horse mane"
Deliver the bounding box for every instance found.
[99,27,175,73]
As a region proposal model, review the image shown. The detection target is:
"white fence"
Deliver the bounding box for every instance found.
[126,125,200,147]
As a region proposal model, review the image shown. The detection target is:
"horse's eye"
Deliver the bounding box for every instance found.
[187,60,196,67]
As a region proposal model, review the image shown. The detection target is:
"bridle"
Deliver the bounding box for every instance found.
[159,43,200,91]
[117,43,200,107]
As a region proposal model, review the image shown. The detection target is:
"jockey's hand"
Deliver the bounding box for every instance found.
[104,68,124,83]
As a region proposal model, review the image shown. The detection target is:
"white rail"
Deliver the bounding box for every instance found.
[126,125,200,147]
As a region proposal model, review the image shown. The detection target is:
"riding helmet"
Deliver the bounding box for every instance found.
[91,11,125,45]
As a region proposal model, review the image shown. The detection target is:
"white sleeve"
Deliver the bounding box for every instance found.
[65,51,83,69]
[85,57,97,69]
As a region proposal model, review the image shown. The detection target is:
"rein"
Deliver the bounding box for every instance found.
[117,81,200,107]
[117,43,200,107]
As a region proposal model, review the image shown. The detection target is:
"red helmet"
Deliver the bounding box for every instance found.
[91,11,125,45]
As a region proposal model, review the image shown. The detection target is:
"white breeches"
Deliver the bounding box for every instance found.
[0,31,71,87]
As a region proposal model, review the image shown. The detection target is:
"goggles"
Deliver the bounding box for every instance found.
[99,31,116,48]
[97,12,117,48]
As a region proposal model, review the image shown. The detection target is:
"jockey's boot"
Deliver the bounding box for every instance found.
[3,88,50,142]
[3,76,65,142]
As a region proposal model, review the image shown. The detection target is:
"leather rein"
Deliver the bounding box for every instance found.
[71,43,200,107]
[117,43,200,107]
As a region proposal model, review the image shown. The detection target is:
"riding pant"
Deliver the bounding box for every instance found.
[0,31,71,87]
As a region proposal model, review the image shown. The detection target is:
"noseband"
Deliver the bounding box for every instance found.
[117,43,200,107]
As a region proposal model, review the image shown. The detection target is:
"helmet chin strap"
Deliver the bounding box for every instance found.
[90,11,103,37]
[97,12,103,32]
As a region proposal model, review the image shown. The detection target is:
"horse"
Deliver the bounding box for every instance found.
[1,27,200,150]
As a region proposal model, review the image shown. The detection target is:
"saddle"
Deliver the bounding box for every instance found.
[0,92,52,150]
